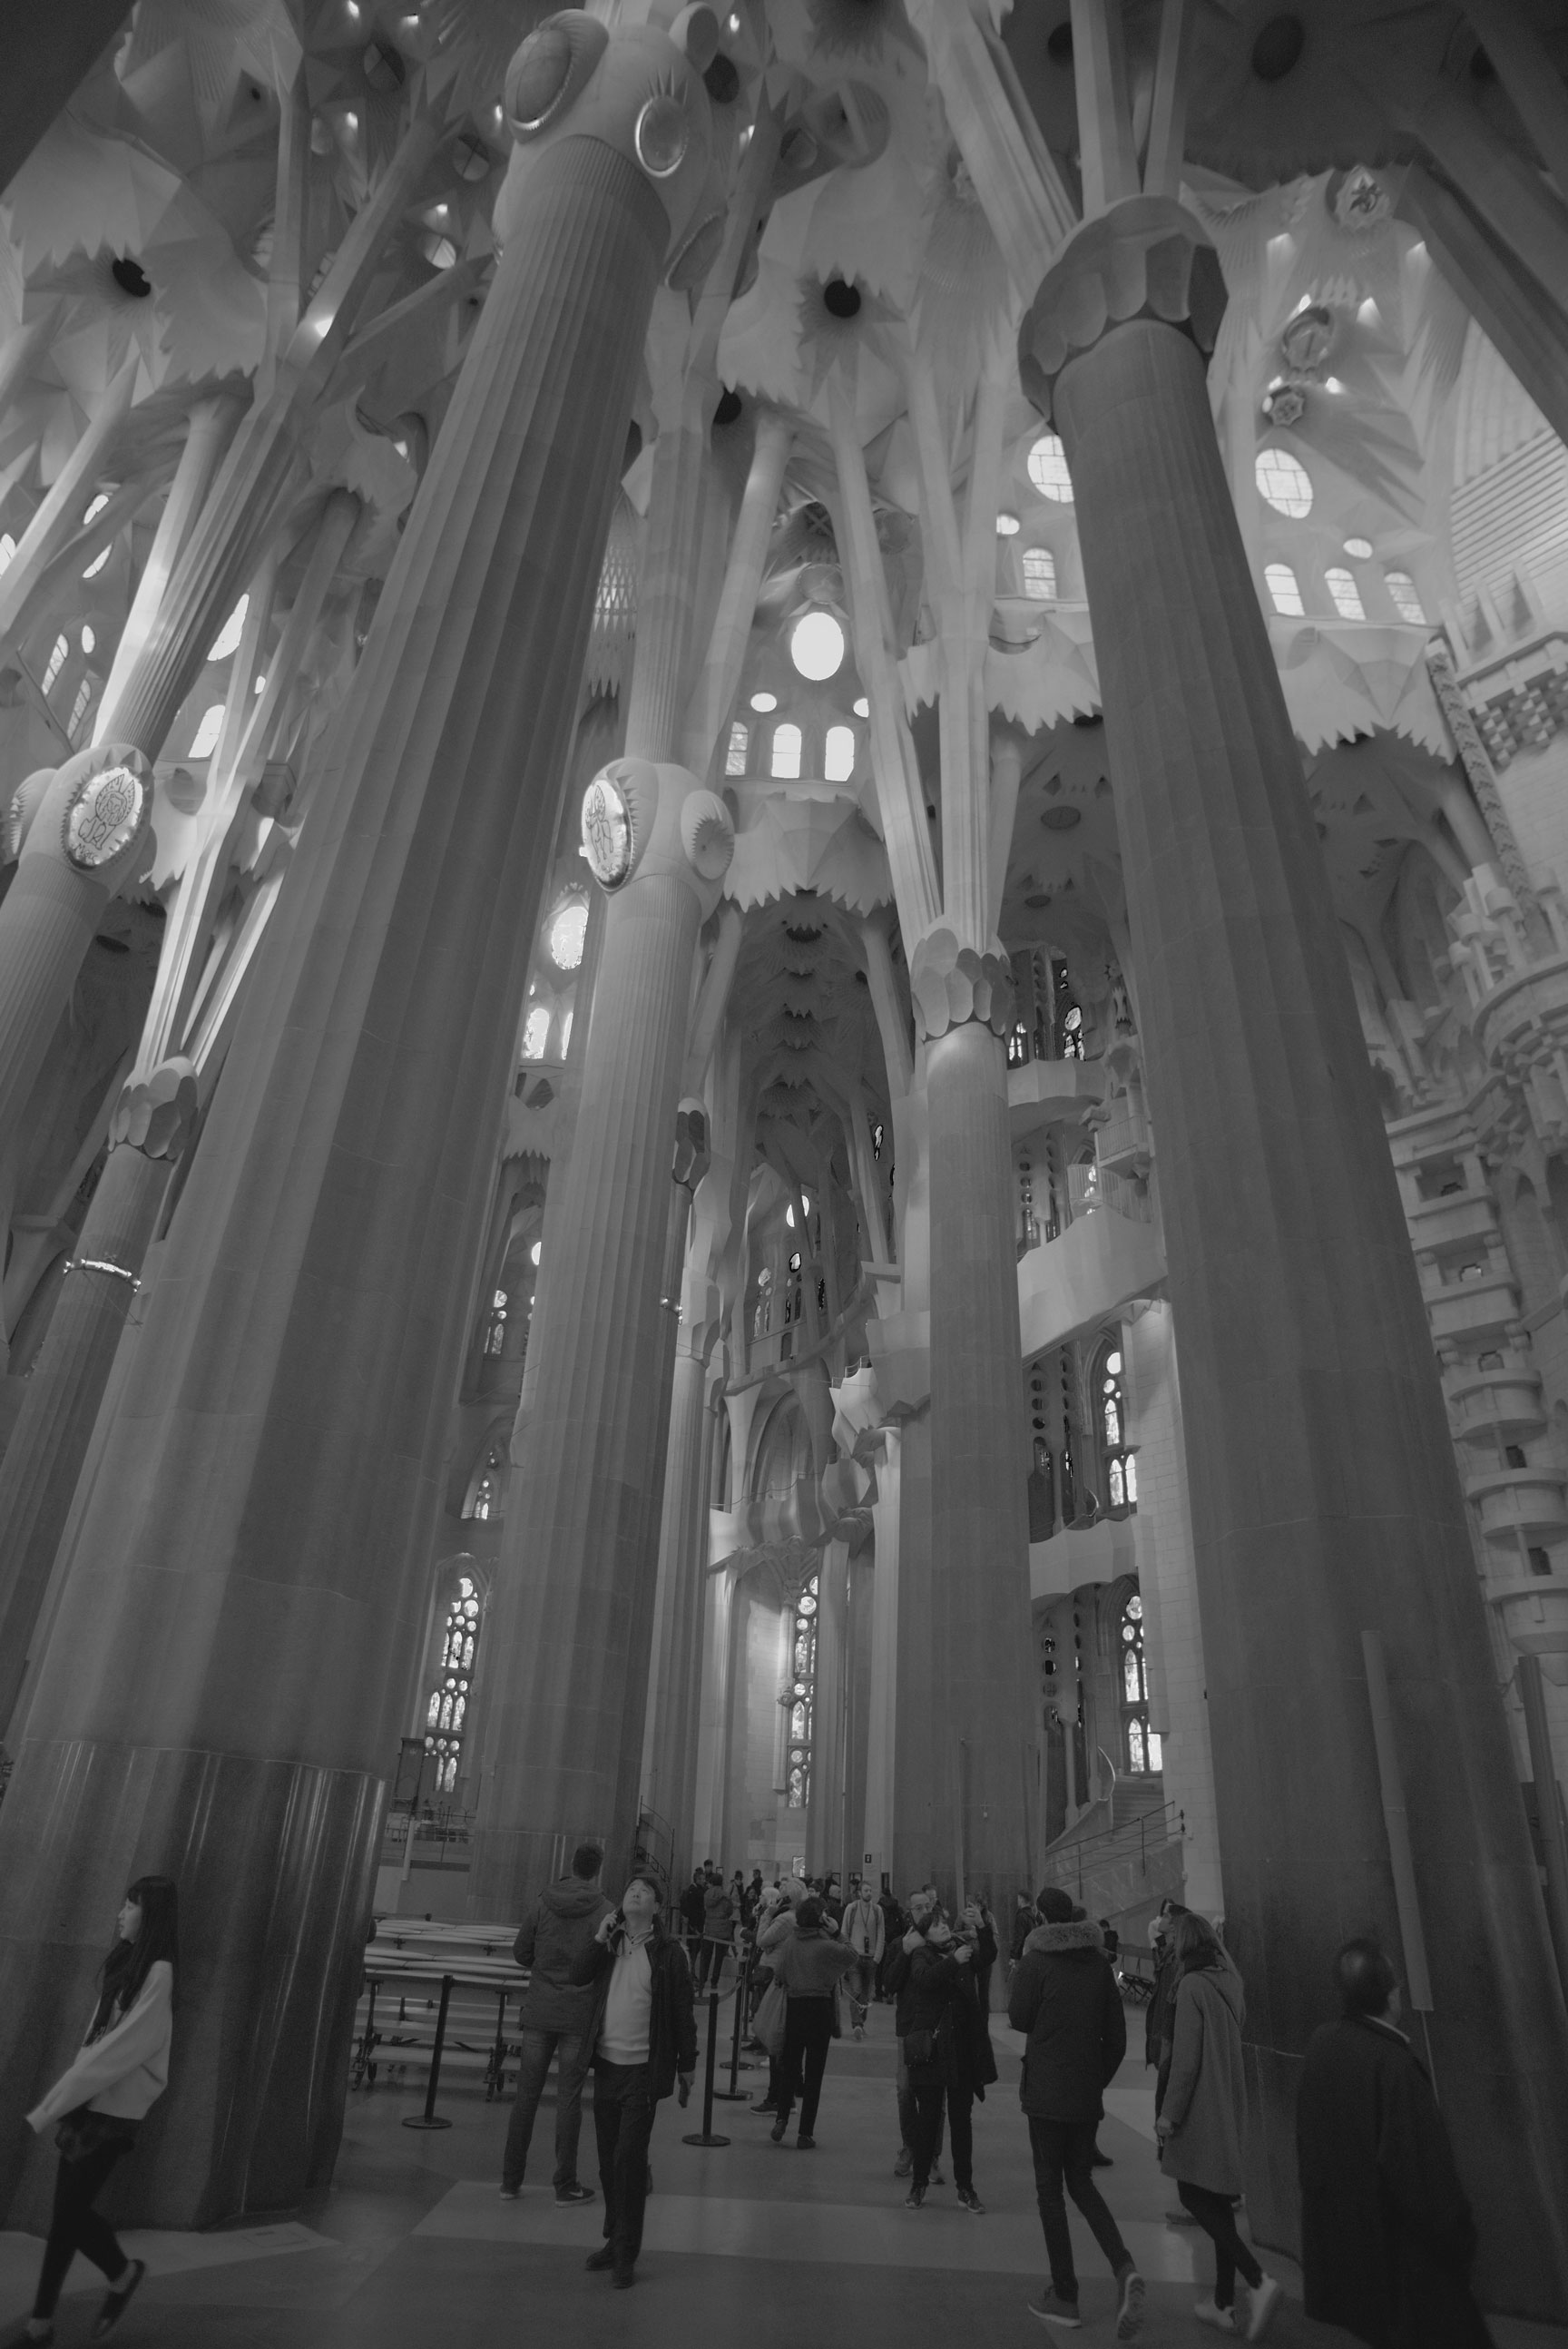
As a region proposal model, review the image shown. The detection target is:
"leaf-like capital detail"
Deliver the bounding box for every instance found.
[1018,196,1228,423]
[909,924,1015,1040]
[110,1057,199,1161]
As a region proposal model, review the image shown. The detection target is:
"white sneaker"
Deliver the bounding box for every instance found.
[853,2023,865,2039]
[1246,2278,1283,2342]
[1194,2303,1235,2334]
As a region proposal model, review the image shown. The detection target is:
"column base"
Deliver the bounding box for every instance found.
[0,1740,381,2229]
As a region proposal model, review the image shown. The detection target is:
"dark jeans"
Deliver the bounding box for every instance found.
[592,2059,658,2268]
[1029,2117,1132,2303]
[1178,2180,1262,2308]
[897,2036,944,2159]
[847,1958,875,2028]
[913,2083,972,2191]
[34,2146,131,2318]
[502,2026,588,2189]
[777,1998,834,2136]
[696,1938,728,1989]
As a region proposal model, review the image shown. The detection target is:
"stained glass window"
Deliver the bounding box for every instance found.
[726,721,750,775]
[1096,1339,1137,1511]
[425,1575,480,1794]
[824,723,856,781]
[1023,546,1056,601]
[1027,434,1073,503]
[1120,1592,1161,1774]
[1255,448,1313,516]
[464,1444,504,1520]
[41,634,69,693]
[484,1286,507,1355]
[521,1005,551,1060]
[206,594,249,662]
[1386,570,1425,623]
[189,703,225,760]
[785,1574,818,1809]
[1265,563,1304,616]
[1325,566,1365,620]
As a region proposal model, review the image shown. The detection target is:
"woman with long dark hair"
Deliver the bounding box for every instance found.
[24,1876,180,2344]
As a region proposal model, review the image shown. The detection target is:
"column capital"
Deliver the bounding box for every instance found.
[1017,195,1227,425]
[908,922,1014,1042]
[110,1057,200,1160]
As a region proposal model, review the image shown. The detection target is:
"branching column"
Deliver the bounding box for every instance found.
[0,22,701,2227]
[1023,194,1568,2309]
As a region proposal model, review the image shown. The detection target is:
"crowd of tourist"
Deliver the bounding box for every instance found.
[10,1858,1496,2346]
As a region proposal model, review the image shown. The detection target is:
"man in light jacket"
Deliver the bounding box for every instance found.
[841,1881,886,2037]
[697,1869,737,1990]
[501,1841,612,2203]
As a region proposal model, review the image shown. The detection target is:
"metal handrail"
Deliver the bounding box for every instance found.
[1039,1800,1185,1901]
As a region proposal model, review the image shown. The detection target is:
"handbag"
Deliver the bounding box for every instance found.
[54,2107,137,2164]
[752,1979,789,2060]
[903,2025,936,2067]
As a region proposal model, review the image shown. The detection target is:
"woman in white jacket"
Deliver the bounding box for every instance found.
[23,1876,179,2344]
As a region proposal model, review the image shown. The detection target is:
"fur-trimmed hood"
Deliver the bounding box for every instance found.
[1022,1919,1107,1958]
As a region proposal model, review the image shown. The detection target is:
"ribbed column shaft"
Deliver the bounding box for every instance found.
[0,136,663,2232]
[469,866,703,1914]
[922,1019,1035,1911]
[642,1344,711,1873]
[0,1142,171,1733]
[1056,314,1568,2311]
[0,861,110,1156]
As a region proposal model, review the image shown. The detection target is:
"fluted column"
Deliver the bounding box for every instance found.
[641,1345,712,1870]
[1024,193,1568,2313]
[0,31,693,2222]
[921,1004,1035,1909]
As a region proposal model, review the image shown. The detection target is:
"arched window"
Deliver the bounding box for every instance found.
[1095,1338,1137,1510]
[725,720,749,775]
[41,634,69,693]
[521,1004,550,1060]
[770,722,802,780]
[1052,955,1083,1059]
[785,1573,818,1808]
[752,1263,772,1337]
[483,1287,508,1355]
[68,679,93,741]
[1325,566,1365,619]
[0,533,15,572]
[1265,564,1304,616]
[1386,570,1425,623]
[463,1443,505,1520]
[1120,1592,1161,1774]
[425,1574,481,1794]
[824,723,856,781]
[1023,546,1056,601]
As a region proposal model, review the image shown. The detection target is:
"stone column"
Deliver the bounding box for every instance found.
[0,16,710,2230]
[805,1537,849,1881]
[1023,194,1568,2307]
[910,946,1037,1914]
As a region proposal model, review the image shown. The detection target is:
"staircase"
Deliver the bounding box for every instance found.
[1112,1770,1167,1829]
[1039,1776,1184,1926]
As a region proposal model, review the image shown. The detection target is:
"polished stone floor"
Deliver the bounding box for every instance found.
[2,2000,1561,2349]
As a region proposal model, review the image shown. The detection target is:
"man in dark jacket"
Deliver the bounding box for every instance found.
[571,1872,697,2289]
[678,1868,707,1951]
[697,1870,735,1988]
[501,1841,611,2201]
[1298,1940,1492,2349]
[1009,1887,1144,2337]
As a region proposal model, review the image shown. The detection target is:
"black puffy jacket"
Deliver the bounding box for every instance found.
[1007,1918,1126,2122]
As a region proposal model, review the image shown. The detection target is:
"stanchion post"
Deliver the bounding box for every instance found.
[402,1973,456,2130]
[681,1986,731,2147]
[712,1946,750,2099]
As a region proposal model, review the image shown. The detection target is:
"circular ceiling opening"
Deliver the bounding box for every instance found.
[1046,22,1073,64]
[713,388,743,427]
[823,279,861,320]
[703,53,740,103]
[111,257,152,300]
[1041,804,1082,831]
[1250,14,1305,82]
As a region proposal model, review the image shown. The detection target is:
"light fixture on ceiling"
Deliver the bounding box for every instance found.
[790,610,845,681]
[750,689,778,712]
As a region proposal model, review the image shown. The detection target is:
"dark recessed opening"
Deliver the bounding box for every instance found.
[93,933,132,955]
[622,420,643,471]
[1072,712,1102,729]
[823,278,861,319]
[1046,21,1073,64]
[1251,14,1305,82]
[703,53,740,104]
[1469,44,1496,80]
[713,388,743,428]
[111,257,152,300]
